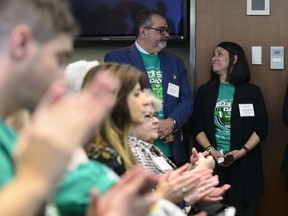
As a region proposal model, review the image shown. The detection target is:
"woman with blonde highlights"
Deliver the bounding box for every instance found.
[83,62,149,175]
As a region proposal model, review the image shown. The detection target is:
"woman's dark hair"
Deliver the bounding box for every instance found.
[210,41,250,86]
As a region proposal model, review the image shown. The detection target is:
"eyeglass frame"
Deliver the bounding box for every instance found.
[144,26,169,36]
[144,112,159,121]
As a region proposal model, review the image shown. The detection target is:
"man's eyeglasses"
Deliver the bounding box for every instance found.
[144,113,158,121]
[144,27,169,36]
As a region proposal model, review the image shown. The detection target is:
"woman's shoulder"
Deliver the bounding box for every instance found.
[87,145,118,160]
[237,82,262,92]
[129,136,150,148]
[87,144,126,176]
[196,82,218,94]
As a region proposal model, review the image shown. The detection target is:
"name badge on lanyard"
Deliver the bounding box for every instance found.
[239,104,255,117]
[152,156,173,172]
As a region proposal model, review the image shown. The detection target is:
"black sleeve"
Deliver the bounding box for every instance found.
[283,86,288,126]
[253,87,269,141]
[190,86,205,139]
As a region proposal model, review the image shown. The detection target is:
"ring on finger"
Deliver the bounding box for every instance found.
[181,187,187,195]
[199,186,205,192]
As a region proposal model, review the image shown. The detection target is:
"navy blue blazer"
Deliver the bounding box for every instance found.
[105,43,193,165]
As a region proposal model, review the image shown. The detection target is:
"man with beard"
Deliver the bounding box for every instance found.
[105,8,193,167]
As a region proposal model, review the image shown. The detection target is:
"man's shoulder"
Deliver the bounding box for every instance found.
[107,47,129,54]
[104,45,138,63]
[106,44,135,56]
[159,50,182,61]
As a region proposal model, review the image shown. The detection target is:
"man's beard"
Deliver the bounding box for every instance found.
[158,40,167,49]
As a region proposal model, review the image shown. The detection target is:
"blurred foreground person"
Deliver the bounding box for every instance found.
[0,1,158,216]
[56,62,161,216]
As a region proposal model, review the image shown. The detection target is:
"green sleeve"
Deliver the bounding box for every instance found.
[0,121,17,187]
[55,161,119,216]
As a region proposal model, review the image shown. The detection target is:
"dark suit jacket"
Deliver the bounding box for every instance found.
[191,81,268,211]
[105,43,193,165]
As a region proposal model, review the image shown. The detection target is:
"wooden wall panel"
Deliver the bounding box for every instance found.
[195,0,288,215]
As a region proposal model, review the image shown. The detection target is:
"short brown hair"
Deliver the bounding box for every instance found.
[0,0,78,44]
[135,8,166,37]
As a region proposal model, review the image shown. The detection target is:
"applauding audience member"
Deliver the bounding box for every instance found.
[129,90,230,212]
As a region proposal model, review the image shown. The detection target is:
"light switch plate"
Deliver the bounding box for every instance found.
[252,46,262,65]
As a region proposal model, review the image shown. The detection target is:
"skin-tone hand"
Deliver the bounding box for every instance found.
[158,118,174,139]
[86,167,159,216]
[200,184,231,202]
[194,153,215,170]
[195,132,224,164]
[189,148,215,170]
[217,132,260,167]
[163,133,174,143]
[183,175,220,206]
[210,149,225,163]
[157,164,215,206]
[67,148,89,171]
[194,212,208,216]
[14,72,119,194]
[156,164,202,203]
[0,72,119,216]
[220,150,246,167]
[189,148,207,169]
[190,148,199,167]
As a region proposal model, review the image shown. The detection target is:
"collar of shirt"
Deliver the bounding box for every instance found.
[135,41,158,55]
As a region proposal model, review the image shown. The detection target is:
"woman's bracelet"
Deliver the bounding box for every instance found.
[205,145,215,155]
[242,146,250,154]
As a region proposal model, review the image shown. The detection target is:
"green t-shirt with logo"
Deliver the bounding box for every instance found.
[140,52,172,157]
[214,83,235,153]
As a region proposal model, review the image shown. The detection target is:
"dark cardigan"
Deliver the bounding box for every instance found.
[191,81,268,214]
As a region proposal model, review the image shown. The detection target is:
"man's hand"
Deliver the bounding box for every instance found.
[158,118,174,139]
[14,71,119,192]
[163,133,174,143]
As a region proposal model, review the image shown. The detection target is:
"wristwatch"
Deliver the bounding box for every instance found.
[173,119,177,130]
